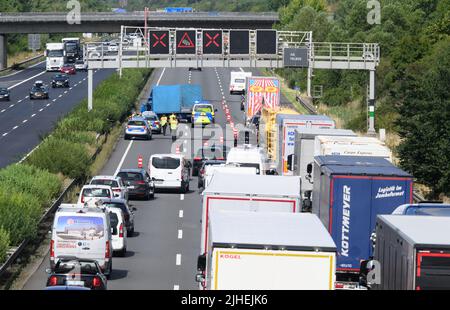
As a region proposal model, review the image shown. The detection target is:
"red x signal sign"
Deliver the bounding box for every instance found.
[202,30,223,55]
[149,30,170,54]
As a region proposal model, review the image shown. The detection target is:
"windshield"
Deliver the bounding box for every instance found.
[65,43,78,52]
[128,120,146,126]
[103,203,127,214]
[194,105,213,113]
[0,88,8,93]
[47,50,64,57]
[54,261,99,275]
[91,179,119,188]
[32,87,45,92]
[54,74,67,79]
[117,172,143,181]
[82,188,111,198]
[152,157,181,169]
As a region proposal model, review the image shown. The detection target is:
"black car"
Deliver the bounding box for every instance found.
[46,257,107,290]
[0,87,10,101]
[51,73,70,88]
[101,198,136,236]
[197,159,226,188]
[192,144,228,176]
[30,81,49,100]
[116,169,155,200]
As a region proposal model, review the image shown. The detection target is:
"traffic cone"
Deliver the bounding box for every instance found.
[138,154,143,169]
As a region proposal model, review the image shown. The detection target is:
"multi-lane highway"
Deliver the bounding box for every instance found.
[0,62,115,168]
[21,66,290,290]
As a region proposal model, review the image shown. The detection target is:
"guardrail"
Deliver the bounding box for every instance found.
[0,53,44,73]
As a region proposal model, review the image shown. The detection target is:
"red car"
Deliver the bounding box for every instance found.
[60,64,76,75]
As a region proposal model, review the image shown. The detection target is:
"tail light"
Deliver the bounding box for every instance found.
[92,276,102,288]
[119,223,124,238]
[49,276,58,286]
[199,169,205,176]
[80,195,85,204]
[335,283,344,289]
[50,240,55,258]
[155,121,160,125]
[136,181,146,185]
[105,241,111,259]
[113,188,121,193]
[194,157,202,161]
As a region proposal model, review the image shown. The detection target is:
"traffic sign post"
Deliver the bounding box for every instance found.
[176,30,196,54]
[149,30,170,55]
[229,30,249,55]
[283,47,309,68]
[28,34,41,52]
[256,30,277,55]
[202,30,223,55]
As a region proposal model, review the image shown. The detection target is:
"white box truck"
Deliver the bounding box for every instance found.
[46,43,67,71]
[229,71,252,95]
[275,114,335,176]
[287,128,356,211]
[314,135,393,162]
[226,144,270,175]
[196,210,337,290]
[200,172,301,255]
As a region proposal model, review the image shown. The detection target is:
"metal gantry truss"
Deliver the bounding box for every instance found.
[86,25,380,134]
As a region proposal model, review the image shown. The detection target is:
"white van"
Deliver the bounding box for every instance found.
[229,71,252,95]
[77,185,114,205]
[107,207,127,257]
[226,145,269,175]
[50,205,113,278]
[148,154,192,193]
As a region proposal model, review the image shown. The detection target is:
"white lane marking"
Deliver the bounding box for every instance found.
[156,68,166,85]
[114,140,134,176]
[173,285,180,290]
[240,67,244,72]
[0,109,5,113]
[39,108,43,112]
[58,95,63,98]
[22,119,28,123]
[0,60,45,79]
[2,133,7,137]
[7,70,46,90]
[18,100,22,103]
[64,91,68,94]
[31,114,36,118]
[180,194,185,201]
[179,210,184,218]
[178,230,183,239]
[25,96,29,99]
[12,126,18,130]
[69,87,73,90]
[9,104,14,108]
[176,254,182,266]
[52,99,57,102]
[46,103,50,107]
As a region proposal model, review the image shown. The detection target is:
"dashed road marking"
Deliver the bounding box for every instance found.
[178,230,183,239]
[2,133,7,137]
[22,119,28,123]
[9,104,14,108]
[176,254,182,266]
[12,126,18,130]
[39,108,44,112]
[31,114,36,118]
[0,109,5,113]
[173,285,180,290]
[18,100,22,103]
[53,99,57,102]
[180,194,185,201]
[46,103,50,107]
[179,210,184,218]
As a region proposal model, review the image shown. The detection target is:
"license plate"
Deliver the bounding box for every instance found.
[66,280,85,286]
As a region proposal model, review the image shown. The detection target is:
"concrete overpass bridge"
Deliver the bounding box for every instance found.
[0,11,279,69]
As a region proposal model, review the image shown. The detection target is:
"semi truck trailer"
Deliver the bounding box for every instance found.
[196,210,337,290]
[368,215,450,290]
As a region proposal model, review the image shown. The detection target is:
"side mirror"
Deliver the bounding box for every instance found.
[306,163,313,175]
[197,254,206,272]
[151,177,156,182]
[287,154,296,172]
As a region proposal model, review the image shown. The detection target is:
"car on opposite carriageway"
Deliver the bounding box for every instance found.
[30,81,49,100]
[0,87,10,101]
[51,73,70,88]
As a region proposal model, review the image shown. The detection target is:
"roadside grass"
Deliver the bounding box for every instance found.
[89,124,123,177]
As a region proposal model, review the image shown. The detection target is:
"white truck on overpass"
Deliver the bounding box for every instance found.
[196,210,337,290]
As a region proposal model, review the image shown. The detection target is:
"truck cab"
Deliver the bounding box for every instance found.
[46,43,67,71]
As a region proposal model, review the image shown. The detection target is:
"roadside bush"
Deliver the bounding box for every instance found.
[0,187,41,245]
[0,228,10,264]
[0,164,62,207]
[26,137,92,180]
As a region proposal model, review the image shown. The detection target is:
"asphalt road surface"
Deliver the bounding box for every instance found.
[23,67,290,290]
[0,61,115,168]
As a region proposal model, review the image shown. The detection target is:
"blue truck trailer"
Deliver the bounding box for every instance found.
[145,84,202,121]
[311,155,414,288]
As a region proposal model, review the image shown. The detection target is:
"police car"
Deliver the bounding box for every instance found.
[124,116,152,140]
[191,102,216,127]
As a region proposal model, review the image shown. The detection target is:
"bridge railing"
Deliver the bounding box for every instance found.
[311,42,380,64]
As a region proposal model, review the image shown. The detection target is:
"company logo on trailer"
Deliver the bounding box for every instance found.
[341,186,351,257]
[220,254,241,260]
